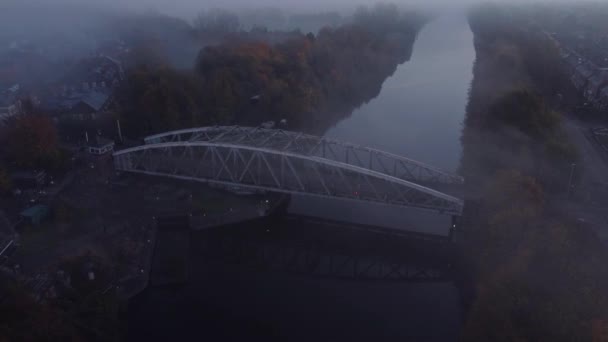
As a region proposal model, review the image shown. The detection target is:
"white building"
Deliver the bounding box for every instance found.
[88,137,115,155]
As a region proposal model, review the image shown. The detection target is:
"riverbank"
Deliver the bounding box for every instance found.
[459,4,608,341]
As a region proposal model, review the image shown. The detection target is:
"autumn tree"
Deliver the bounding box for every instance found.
[7,113,60,169]
[116,65,209,137]
[118,5,426,136]
[0,167,10,194]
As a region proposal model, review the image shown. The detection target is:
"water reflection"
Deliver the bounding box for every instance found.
[327,14,474,172]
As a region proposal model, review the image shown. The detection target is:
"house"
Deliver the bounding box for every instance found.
[45,89,113,122]
[87,136,115,155]
[95,39,130,63]
[0,84,22,126]
[572,62,596,90]
[584,72,608,103]
[20,205,50,225]
[61,56,125,91]
[65,90,112,120]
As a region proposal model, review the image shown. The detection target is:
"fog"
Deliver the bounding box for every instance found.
[2,0,579,18]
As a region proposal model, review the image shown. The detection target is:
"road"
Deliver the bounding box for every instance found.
[559,116,608,239]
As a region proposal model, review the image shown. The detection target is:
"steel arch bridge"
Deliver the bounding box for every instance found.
[114,126,464,215]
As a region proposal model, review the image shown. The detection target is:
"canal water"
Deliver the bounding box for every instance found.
[128,13,475,342]
[326,15,473,171]
[290,13,475,237]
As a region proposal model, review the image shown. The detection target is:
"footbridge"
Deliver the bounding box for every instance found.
[113,126,464,216]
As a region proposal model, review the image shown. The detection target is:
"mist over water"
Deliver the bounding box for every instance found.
[290,13,474,236]
[326,14,474,172]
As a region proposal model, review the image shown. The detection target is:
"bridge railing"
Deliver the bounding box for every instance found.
[143,126,464,186]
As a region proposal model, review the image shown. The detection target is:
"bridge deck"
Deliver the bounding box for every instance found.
[114,127,464,215]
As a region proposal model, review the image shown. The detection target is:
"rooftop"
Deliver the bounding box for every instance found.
[54,90,111,112]
[7,84,20,93]
[20,205,50,218]
[80,90,110,112]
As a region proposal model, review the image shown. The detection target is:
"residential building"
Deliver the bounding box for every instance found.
[43,88,113,122]
[585,72,608,103]
[60,56,125,91]
[63,90,112,121]
[0,84,22,126]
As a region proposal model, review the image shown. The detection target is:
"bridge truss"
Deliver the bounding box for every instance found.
[144,126,464,185]
[114,126,464,215]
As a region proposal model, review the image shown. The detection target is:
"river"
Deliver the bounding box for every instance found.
[289,13,475,237]
[326,15,473,171]
[127,13,475,342]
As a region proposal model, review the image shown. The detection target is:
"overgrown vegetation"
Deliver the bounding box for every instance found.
[460,4,608,341]
[2,101,70,173]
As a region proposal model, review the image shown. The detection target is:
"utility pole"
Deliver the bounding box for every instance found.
[567,163,576,199]
[116,119,123,143]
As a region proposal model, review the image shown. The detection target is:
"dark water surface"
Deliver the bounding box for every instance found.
[127,13,475,342]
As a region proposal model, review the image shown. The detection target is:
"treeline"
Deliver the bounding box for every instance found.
[460,4,608,341]
[0,100,68,178]
[117,3,427,137]
[462,4,577,189]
